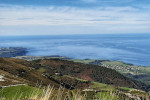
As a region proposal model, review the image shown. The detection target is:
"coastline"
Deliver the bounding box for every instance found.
[0,47,149,67]
[0,47,27,57]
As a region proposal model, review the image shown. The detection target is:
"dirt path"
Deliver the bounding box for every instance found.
[1,84,26,88]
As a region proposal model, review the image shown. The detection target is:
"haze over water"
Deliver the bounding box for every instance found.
[0,34,150,66]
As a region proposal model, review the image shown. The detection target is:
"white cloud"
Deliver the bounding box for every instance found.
[0,4,150,35]
[0,5,150,26]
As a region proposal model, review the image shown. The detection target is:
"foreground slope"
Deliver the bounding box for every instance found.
[0,58,150,99]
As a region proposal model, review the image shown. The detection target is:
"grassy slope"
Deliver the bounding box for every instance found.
[69,59,96,64]
[0,80,147,100]
[0,85,42,99]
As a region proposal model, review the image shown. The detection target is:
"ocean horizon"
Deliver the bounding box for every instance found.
[0,33,150,66]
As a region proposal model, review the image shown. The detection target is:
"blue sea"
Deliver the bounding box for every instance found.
[0,34,150,66]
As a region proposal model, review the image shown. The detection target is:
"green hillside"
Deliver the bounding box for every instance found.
[70,59,150,85]
[0,58,150,100]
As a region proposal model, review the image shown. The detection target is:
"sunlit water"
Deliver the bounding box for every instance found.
[0,34,150,66]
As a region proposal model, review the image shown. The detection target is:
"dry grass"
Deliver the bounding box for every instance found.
[1,85,150,100]
[28,85,86,100]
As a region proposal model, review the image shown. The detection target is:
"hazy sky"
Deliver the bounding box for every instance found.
[0,0,150,35]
